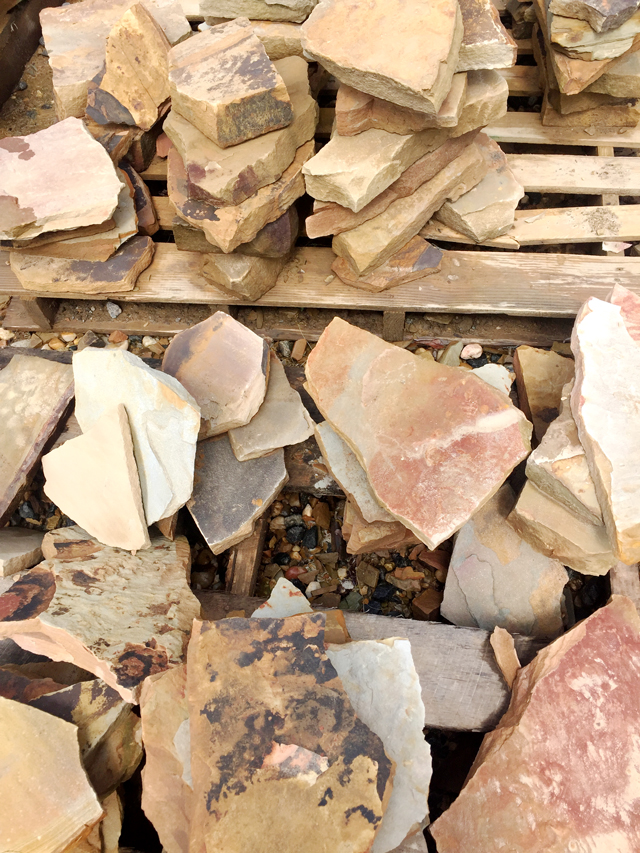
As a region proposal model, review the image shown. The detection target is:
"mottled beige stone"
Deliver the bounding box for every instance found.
[456,0,517,71]
[0,528,43,577]
[343,500,420,554]
[201,252,287,300]
[549,0,640,32]
[452,68,509,135]
[514,345,575,443]
[587,48,640,95]
[331,237,443,293]
[550,8,640,60]
[252,20,304,56]
[201,0,315,21]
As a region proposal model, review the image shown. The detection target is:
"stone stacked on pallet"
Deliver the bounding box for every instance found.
[299,0,523,288]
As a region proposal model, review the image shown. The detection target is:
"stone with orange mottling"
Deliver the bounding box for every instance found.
[305,318,532,549]
[431,595,640,852]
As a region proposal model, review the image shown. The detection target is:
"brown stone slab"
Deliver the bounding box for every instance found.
[343,499,420,554]
[173,206,298,257]
[202,252,288,300]
[457,0,517,71]
[513,344,575,442]
[332,237,443,293]
[119,162,159,237]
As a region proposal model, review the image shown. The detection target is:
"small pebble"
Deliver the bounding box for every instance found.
[278,340,292,358]
[461,343,483,360]
[285,525,305,544]
[60,333,76,342]
[108,330,128,343]
[291,339,307,361]
[15,81,27,92]
[305,581,321,599]
[106,301,122,319]
[0,329,14,341]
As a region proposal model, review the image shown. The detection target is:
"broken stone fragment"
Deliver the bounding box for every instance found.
[453,68,509,134]
[441,484,569,639]
[201,252,288,300]
[456,0,517,71]
[70,790,122,853]
[489,626,520,688]
[0,528,200,703]
[202,0,316,21]
[188,435,287,554]
[541,91,640,126]
[168,19,293,148]
[431,595,640,852]
[163,312,269,439]
[0,695,103,853]
[73,348,200,526]
[251,20,304,57]
[331,237,443,293]
[302,0,464,114]
[586,47,640,95]
[472,362,514,395]
[514,344,575,443]
[228,353,314,461]
[550,8,640,61]
[119,162,158,236]
[174,205,298,257]
[343,499,421,554]
[306,318,531,548]
[251,576,313,617]
[42,405,150,552]
[187,614,394,853]
[549,0,640,32]
[0,528,43,577]
[0,356,74,526]
[0,118,123,242]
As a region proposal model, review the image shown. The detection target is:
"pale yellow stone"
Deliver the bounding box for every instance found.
[252,20,304,55]
[513,345,575,442]
[456,0,517,71]
[201,253,287,300]
[452,68,509,135]
[201,0,315,21]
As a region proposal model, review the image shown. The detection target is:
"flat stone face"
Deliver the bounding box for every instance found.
[0,696,103,853]
[164,56,317,206]
[201,0,316,21]
[0,356,74,527]
[453,68,509,135]
[163,312,269,439]
[73,349,200,526]
[609,282,640,342]
[251,20,305,57]
[302,0,464,114]
[431,596,640,852]
[571,295,640,564]
[168,19,293,148]
[326,639,431,853]
[251,576,313,618]
[456,0,517,71]
[0,528,200,703]
[514,344,575,443]
[0,118,122,242]
[306,319,531,548]
[332,237,443,292]
[174,206,298,257]
[587,47,640,95]
[42,404,150,553]
[442,484,568,639]
[201,252,287,300]
[0,528,43,577]
[228,353,314,461]
[541,92,640,126]
[509,481,616,575]
[549,0,640,31]
[187,614,394,853]
[343,500,420,554]
[188,435,287,554]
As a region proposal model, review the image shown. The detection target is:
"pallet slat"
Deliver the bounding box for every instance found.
[507,153,640,193]
[486,112,640,148]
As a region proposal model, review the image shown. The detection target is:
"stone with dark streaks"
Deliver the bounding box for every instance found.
[331,236,443,293]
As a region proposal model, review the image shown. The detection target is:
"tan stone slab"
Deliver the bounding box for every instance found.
[331,237,443,293]
[306,318,531,548]
[586,46,640,95]
[120,163,158,237]
[344,499,420,554]
[0,356,73,527]
[42,405,150,553]
[456,0,517,71]
[164,56,317,205]
[332,142,487,275]
[541,91,640,125]
[0,118,123,242]
[489,626,520,688]
[201,252,288,300]
[431,596,640,852]
[0,696,103,853]
[229,353,314,461]
[202,0,315,21]
[0,528,43,577]
[0,529,200,703]
[549,0,640,32]
[86,4,171,131]
[0,219,117,253]
[10,236,155,295]
[547,86,636,114]
[302,0,464,114]
[168,19,293,148]
[513,344,575,442]
[509,481,616,575]
[163,312,269,438]
[187,614,394,853]
[453,68,509,135]
[550,8,640,60]
[167,140,313,252]
[252,20,304,56]
[173,206,298,257]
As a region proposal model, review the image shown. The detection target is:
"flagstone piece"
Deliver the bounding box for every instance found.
[0,356,73,527]
[0,529,200,703]
[549,0,640,32]
[167,141,313,252]
[187,614,394,853]
[252,20,305,57]
[251,576,313,617]
[119,162,159,237]
[326,638,431,853]
[509,481,616,575]
[41,525,102,562]
[0,528,44,577]
[332,142,486,276]
[609,282,640,341]
[442,484,568,639]
[514,344,575,443]
[587,47,640,94]
[168,20,293,148]
[164,56,317,206]
[201,252,288,300]
[541,91,640,125]
[331,237,443,293]
[452,68,509,134]
[163,312,269,439]
[0,696,103,853]
[0,118,123,242]
[202,0,316,21]
[343,500,420,554]
[306,318,531,548]
[436,135,524,243]
[301,0,464,115]
[10,235,155,295]
[456,0,517,71]
[72,791,122,853]
[473,363,514,395]
[174,205,298,257]
[550,8,640,60]
[42,405,150,553]
[229,353,314,461]
[430,596,640,853]
[489,626,520,688]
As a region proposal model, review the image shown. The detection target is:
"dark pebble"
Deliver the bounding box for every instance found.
[284,514,304,529]
[16,81,27,91]
[363,600,383,614]
[42,104,53,109]
[392,553,410,568]
[39,36,45,45]
[372,583,398,602]
[285,525,305,544]
[302,526,318,549]
[273,552,290,566]
[290,578,307,596]
[25,110,37,119]
[466,356,488,369]
[19,502,36,520]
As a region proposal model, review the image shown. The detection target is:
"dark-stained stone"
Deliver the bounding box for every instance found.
[172,206,298,258]
[513,345,575,443]
[119,162,159,236]
[549,0,640,32]
[201,252,288,301]
[331,236,443,293]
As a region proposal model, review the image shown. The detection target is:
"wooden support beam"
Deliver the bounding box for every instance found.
[486,112,640,148]
[225,516,269,597]
[17,296,57,330]
[507,153,640,194]
[382,309,406,342]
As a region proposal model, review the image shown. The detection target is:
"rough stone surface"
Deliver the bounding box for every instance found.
[188,435,287,554]
[251,20,304,57]
[549,0,640,32]
[302,0,464,115]
[586,47,640,95]
[164,56,317,205]
[173,206,298,257]
[343,500,420,554]
[431,596,640,852]
[442,484,568,639]
[168,20,293,148]
[187,614,394,853]
[229,353,314,461]
[0,528,43,577]
[0,118,123,242]
[307,319,531,548]
[331,237,443,292]
[202,0,316,21]
[509,481,616,575]
[550,9,640,61]
[473,363,514,395]
[456,0,517,71]
[73,348,200,526]
[453,68,509,135]
[163,312,269,439]
[514,344,575,443]
[0,528,199,703]
[489,626,520,688]
[201,252,287,300]
[541,91,640,126]
[42,405,150,553]
[252,576,313,617]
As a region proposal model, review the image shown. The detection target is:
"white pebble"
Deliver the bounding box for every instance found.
[305,581,321,599]
[461,343,483,360]
[106,301,121,319]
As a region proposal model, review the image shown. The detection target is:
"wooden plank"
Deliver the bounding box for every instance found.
[225,516,269,597]
[195,591,544,731]
[18,296,56,330]
[486,112,640,148]
[506,153,640,193]
[597,146,622,256]
[382,309,406,342]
